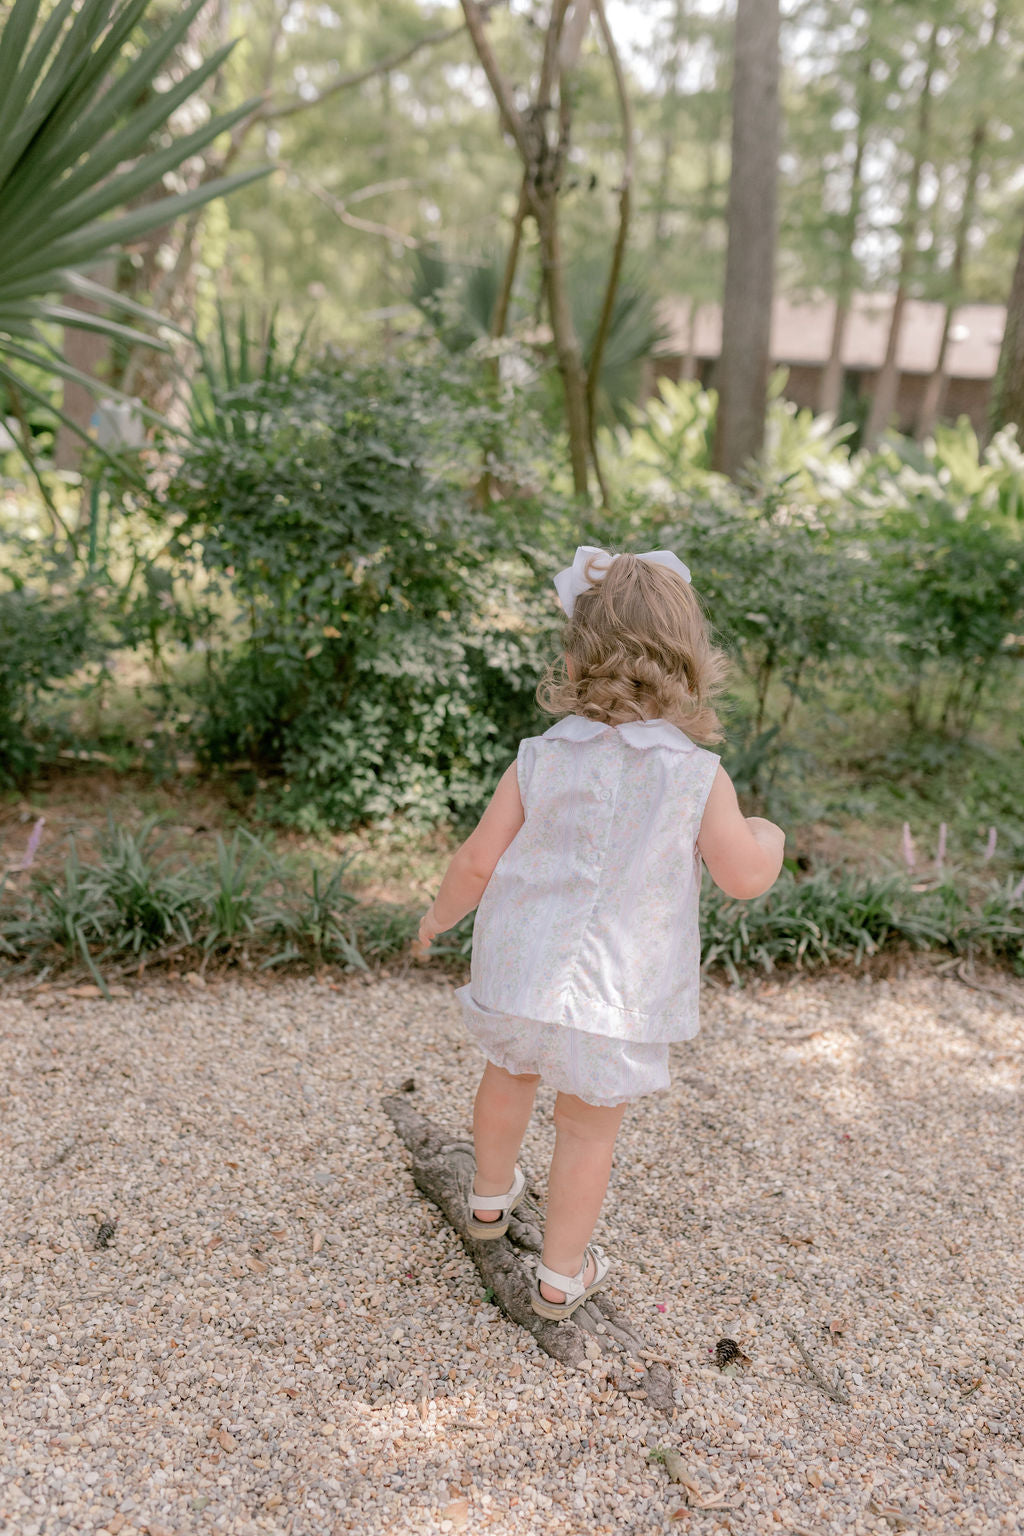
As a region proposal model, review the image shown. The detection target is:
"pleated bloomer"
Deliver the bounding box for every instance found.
[457,989,670,1108]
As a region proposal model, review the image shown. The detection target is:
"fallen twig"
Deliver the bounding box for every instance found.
[785,1325,850,1405]
[954,961,1024,1008]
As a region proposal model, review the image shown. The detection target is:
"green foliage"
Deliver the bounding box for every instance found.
[409,249,504,353]
[863,419,1024,733]
[169,350,558,829]
[410,247,668,428]
[608,387,1022,760]
[607,373,857,500]
[0,0,266,454]
[611,376,717,486]
[200,830,276,954]
[663,490,878,739]
[571,258,671,427]
[3,822,1020,985]
[280,860,369,971]
[189,301,313,443]
[0,557,98,783]
[0,820,401,983]
[91,816,198,954]
[700,866,1024,983]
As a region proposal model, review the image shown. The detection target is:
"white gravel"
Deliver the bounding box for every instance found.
[1,964,1022,1535]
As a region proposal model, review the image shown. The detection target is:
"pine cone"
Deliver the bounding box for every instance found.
[714,1337,741,1369]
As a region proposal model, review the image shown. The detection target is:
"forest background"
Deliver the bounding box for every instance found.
[1,0,1023,987]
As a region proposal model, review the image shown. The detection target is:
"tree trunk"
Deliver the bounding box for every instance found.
[712,0,780,479]
[461,1,611,498]
[55,270,116,472]
[917,125,990,436]
[585,0,633,505]
[863,25,939,449]
[819,56,869,418]
[818,300,848,420]
[988,211,1024,442]
[650,0,688,250]
[382,1091,677,1416]
[538,197,592,494]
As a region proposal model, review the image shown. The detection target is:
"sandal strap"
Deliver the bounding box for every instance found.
[536,1259,584,1296]
[469,1167,524,1212]
[536,1244,605,1301]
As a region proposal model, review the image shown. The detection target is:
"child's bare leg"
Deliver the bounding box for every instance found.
[472,1061,541,1221]
[541,1093,625,1301]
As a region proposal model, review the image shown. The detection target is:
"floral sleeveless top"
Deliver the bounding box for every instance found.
[468,715,720,1044]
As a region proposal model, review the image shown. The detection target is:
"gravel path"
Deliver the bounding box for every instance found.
[1,966,1022,1536]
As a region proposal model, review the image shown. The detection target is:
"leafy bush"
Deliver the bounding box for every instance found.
[861,420,1024,734]
[659,490,880,742]
[169,350,559,829]
[605,372,857,501]
[0,559,99,783]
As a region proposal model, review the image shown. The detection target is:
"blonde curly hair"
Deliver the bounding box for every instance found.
[538,551,728,745]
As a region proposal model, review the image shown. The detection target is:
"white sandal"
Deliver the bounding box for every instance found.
[532,1245,611,1320]
[465,1166,527,1240]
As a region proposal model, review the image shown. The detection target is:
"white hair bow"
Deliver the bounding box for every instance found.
[553,545,691,618]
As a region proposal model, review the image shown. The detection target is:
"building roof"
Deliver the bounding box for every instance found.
[657,293,1006,380]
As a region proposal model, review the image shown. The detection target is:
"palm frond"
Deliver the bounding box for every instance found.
[0,0,269,459]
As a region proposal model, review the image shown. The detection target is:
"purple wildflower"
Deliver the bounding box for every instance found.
[936,822,947,869]
[19,817,45,871]
[983,827,997,864]
[901,822,916,871]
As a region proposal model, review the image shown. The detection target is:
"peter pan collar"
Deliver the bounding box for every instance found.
[543,714,697,753]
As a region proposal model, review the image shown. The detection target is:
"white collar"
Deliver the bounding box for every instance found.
[543,715,697,753]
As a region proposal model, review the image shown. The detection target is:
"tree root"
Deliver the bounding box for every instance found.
[382,1092,676,1416]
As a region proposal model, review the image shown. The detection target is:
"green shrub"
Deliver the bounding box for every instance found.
[0,822,389,985]
[700,866,1024,982]
[605,372,856,502]
[659,490,881,742]
[169,351,559,829]
[0,559,99,784]
[862,422,1024,735]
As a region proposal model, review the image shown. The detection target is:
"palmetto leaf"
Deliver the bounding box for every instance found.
[0,0,268,452]
[62,271,189,334]
[189,299,314,441]
[0,358,149,481]
[1,302,169,354]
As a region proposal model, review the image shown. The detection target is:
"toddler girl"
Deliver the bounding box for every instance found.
[416,547,785,1320]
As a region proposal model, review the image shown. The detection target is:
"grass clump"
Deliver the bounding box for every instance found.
[0,820,411,993]
[701,867,1024,983]
[1,821,1021,991]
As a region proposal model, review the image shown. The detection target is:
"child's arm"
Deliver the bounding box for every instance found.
[697,765,785,899]
[415,762,525,953]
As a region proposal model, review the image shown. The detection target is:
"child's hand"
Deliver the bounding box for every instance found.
[412,905,440,960]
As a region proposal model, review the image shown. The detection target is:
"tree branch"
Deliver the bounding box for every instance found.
[539,0,573,109]
[586,0,633,506]
[282,167,421,249]
[492,176,529,344]
[264,0,508,123]
[460,0,533,168]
